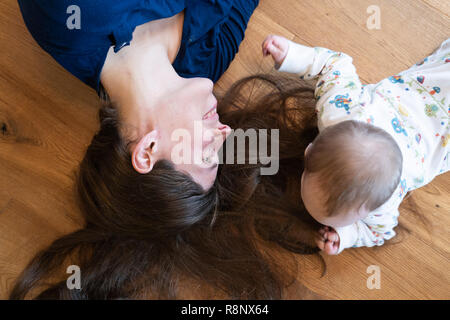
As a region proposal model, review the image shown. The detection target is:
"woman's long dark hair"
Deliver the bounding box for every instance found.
[9,74,322,300]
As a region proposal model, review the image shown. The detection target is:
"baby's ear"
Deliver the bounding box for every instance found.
[357,205,371,219]
[304,143,313,156]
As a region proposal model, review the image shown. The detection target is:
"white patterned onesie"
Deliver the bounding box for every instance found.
[277,38,450,253]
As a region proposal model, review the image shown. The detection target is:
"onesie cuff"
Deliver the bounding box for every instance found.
[334,224,359,254]
[277,40,315,75]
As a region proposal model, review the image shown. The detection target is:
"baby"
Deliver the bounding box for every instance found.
[262,35,450,255]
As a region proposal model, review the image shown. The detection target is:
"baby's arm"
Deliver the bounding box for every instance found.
[263,35,365,129]
[334,207,400,254]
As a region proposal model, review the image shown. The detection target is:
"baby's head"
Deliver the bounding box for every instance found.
[301,120,403,228]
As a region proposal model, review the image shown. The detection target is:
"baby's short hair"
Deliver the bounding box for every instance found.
[304,120,403,216]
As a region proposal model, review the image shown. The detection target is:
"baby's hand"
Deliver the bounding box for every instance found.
[262,35,289,69]
[315,226,340,255]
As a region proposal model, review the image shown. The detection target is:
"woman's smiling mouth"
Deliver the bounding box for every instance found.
[202,100,218,120]
[202,107,217,120]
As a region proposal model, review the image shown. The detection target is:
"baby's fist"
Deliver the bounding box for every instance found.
[315,226,340,255]
[262,35,289,69]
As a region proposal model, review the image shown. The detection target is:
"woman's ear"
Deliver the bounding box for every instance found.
[131,130,159,174]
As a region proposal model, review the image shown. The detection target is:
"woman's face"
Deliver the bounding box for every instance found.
[132,77,231,191]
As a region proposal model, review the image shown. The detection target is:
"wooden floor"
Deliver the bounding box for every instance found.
[0,0,449,299]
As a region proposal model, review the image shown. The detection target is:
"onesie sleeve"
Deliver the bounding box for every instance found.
[334,206,400,254]
[277,40,365,130]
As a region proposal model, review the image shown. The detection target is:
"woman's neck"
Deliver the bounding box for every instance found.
[100,12,185,139]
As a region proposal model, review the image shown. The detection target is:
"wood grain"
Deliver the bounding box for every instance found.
[1,0,449,299]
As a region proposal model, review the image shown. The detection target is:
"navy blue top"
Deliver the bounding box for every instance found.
[18,0,259,94]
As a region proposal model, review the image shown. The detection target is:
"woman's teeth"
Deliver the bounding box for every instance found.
[203,108,217,120]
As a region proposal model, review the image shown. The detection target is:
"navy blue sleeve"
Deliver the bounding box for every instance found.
[211,0,260,82]
[173,0,260,82]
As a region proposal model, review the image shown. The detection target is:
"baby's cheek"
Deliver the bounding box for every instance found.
[327,214,358,228]
[303,201,326,225]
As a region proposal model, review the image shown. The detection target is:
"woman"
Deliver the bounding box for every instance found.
[18,0,259,189]
[12,1,321,299]
[9,73,323,299]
